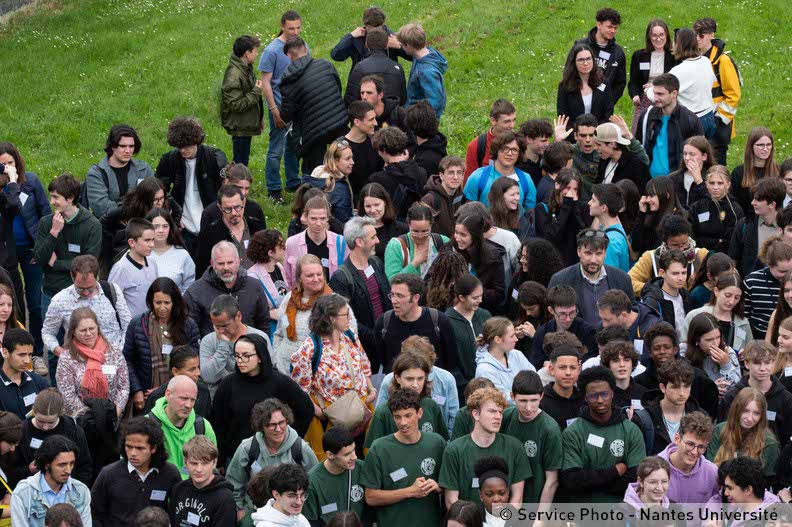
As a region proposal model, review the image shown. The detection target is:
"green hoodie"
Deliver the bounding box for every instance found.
[150,396,217,479]
[445,306,491,391]
[33,206,102,295]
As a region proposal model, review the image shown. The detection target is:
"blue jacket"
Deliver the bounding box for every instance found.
[463,165,537,212]
[406,47,448,118]
[122,312,200,393]
[475,346,536,403]
[8,172,51,244]
[0,369,49,420]
[375,366,460,431]
[11,473,91,527]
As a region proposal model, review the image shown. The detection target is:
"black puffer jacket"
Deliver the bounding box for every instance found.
[155,144,228,208]
[410,132,448,178]
[635,104,704,174]
[344,50,407,106]
[280,55,348,156]
[420,173,463,238]
[369,160,428,222]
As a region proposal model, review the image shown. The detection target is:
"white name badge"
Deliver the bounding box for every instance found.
[599,50,611,60]
[432,394,447,405]
[785,366,792,378]
[243,240,249,249]
[634,340,644,354]
[512,289,519,300]
[30,437,43,449]
[472,477,480,488]
[587,433,605,448]
[735,328,747,342]
[566,418,577,427]
[187,512,200,526]
[162,344,173,355]
[68,243,81,253]
[390,467,408,482]
[321,258,330,268]
[453,195,464,205]
[639,62,651,71]
[181,466,189,475]
[631,400,643,410]
[768,411,777,421]
[102,364,117,376]
[698,212,711,223]
[597,83,607,92]
[20,192,29,206]
[150,490,167,501]
[364,265,375,278]
[251,460,263,475]
[137,178,145,185]
[23,393,37,407]
[321,503,339,515]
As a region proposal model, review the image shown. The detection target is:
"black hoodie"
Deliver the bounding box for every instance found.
[640,388,704,455]
[369,160,428,222]
[634,357,719,419]
[572,27,627,105]
[539,382,584,431]
[169,474,236,527]
[410,132,448,178]
[718,376,792,448]
[209,334,314,465]
[421,173,463,238]
[375,96,409,133]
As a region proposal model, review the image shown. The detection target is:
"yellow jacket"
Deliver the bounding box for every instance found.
[707,40,742,139]
[629,247,710,297]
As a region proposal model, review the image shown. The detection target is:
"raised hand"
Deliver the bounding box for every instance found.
[553,115,572,141]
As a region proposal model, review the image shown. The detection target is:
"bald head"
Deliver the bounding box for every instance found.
[211,241,241,285]
[164,375,198,424]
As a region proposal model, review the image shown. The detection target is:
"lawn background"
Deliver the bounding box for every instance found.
[1,0,791,231]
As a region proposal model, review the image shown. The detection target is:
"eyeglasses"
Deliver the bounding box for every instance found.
[682,439,708,453]
[234,353,258,363]
[500,147,520,155]
[74,284,99,295]
[584,390,613,403]
[335,137,350,148]
[283,491,307,502]
[221,204,244,215]
[580,230,607,240]
[553,308,577,320]
[334,311,351,318]
[266,420,288,431]
[576,57,593,64]
[650,34,667,41]
[754,143,773,150]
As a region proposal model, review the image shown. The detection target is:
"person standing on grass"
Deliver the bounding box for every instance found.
[396,23,448,119]
[258,11,304,203]
[570,7,627,107]
[344,26,407,106]
[331,6,410,68]
[464,99,517,179]
[221,35,264,169]
[344,101,382,200]
[359,75,409,133]
[108,219,158,318]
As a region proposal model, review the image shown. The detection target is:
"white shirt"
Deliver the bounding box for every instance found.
[182,157,202,234]
[583,356,647,377]
[603,160,618,183]
[150,245,196,293]
[663,289,687,333]
[128,461,158,483]
[649,51,665,80]
[668,57,717,115]
[582,92,593,114]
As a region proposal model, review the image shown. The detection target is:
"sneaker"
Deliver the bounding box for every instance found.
[31,356,49,376]
[269,191,284,204]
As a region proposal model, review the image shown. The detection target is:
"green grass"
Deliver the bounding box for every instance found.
[2,0,791,231]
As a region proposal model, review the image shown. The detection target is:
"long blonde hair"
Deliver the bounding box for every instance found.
[321,139,353,193]
[773,317,792,373]
[714,387,771,466]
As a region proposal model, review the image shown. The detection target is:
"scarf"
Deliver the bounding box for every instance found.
[75,336,109,400]
[285,283,333,341]
[147,314,171,390]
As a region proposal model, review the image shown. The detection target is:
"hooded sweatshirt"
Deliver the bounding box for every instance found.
[445,306,492,392]
[640,388,704,455]
[169,474,236,527]
[658,442,720,504]
[411,132,449,178]
[634,356,719,419]
[622,480,672,509]
[305,164,354,222]
[210,334,314,464]
[718,375,792,447]
[422,173,464,238]
[150,396,217,479]
[369,160,428,222]
[704,490,780,527]
[539,382,585,431]
[251,498,311,527]
[406,47,448,118]
[475,346,536,404]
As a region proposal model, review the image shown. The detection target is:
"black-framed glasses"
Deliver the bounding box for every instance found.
[682,439,708,453]
[266,420,288,431]
[75,284,99,295]
[234,353,257,363]
[576,57,593,64]
[221,204,244,215]
[584,390,613,403]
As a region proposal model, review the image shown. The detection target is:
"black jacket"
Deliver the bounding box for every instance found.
[195,214,266,278]
[613,380,648,411]
[200,198,266,232]
[635,103,704,174]
[155,145,227,208]
[573,28,628,104]
[330,24,411,67]
[548,263,636,303]
[369,160,428,222]
[440,240,506,313]
[670,170,709,210]
[210,334,313,464]
[183,267,269,337]
[690,196,744,253]
[410,132,448,178]
[634,357,719,418]
[16,416,93,485]
[539,382,584,431]
[0,370,49,421]
[122,312,201,394]
[280,55,348,156]
[374,306,459,374]
[730,164,771,222]
[344,49,407,106]
[598,149,651,191]
[169,474,236,527]
[641,389,704,455]
[375,96,409,133]
[0,181,21,268]
[628,50,677,98]
[328,256,392,369]
[728,215,763,280]
[530,317,597,368]
[91,459,182,527]
[535,197,590,267]
[718,376,792,448]
[640,278,690,330]
[556,82,614,124]
[420,174,464,239]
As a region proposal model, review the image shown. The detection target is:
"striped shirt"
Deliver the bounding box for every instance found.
[743,267,779,340]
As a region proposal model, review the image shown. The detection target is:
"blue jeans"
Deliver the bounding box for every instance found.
[266,111,301,192]
[231,136,252,167]
[301,176,353,222]
[41,291,64,386]
[699,111,716,140]
[17,245,43,356]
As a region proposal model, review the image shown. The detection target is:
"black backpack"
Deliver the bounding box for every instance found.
[78,164,106,210]
[98,280,122,328]
[245,437,303,477]
[147,411,206,436]
[382,307,441,341]
[475,132,488,168]
[391,181,422,223]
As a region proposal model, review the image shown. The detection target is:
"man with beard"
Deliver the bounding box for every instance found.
[359,75,409,133]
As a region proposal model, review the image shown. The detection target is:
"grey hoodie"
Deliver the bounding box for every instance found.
[474,345,536,403]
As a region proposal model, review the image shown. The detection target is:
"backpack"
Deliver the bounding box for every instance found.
[391,181,422,223]
[78,164,106,210]
[397,233,444,268]
[147,411,205,436]
[77,398,120,479]
[475,132,489,168]
[630,407,655,455]
[519,202,548,240]
[245,436,303,477]
[382,307,440,342]
[99,280,122,329]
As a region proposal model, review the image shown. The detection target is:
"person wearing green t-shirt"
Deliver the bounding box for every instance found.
[439,387,532,508]
[561,365,646,503]
[365,349,449,449]
[501,370,562,506]
[451,378,497,441]
[304,427,367,525]
[360,389,446,527]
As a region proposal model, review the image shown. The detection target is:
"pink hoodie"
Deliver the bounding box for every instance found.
[283,230,348,289]
[658,442,720,504]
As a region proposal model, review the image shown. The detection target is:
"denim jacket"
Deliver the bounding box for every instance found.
[10,473,92,527]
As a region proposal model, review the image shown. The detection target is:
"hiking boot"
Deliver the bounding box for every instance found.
[269,190,284,204]
[31,356,49,376]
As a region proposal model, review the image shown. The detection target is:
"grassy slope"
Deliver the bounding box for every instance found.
[1,0,790,231]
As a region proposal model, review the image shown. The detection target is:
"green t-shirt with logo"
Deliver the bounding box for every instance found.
[561,415,646,503]
[359,432,446,527]
[501,406,563,503]
[304,459,366,523]
[365,396,449,448]
[438,433,533,504]
[451,406,474,441]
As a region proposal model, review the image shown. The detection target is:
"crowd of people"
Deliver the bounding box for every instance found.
[2,4,792,527]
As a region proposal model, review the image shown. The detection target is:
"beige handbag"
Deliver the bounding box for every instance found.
[322,345,367,430]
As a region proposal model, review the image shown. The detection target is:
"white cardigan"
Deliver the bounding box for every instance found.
[647,56,715,116]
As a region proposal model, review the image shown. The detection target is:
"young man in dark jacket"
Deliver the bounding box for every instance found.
[640,251,691,334]
[420,156,464,239]
[330,6,410,67]
[370,127,428,222]
[531,286,597,368]
[571,8,627,106]
[406,100,447,178]
[0,329,49,420]
[220,35,263,167]
[344,26,406,106]
[540,346,584,431]
[328,217,392,371]
[360,75,409,133]
[155,117,227,255]
[280,37,349,176]
[594,122,650,191]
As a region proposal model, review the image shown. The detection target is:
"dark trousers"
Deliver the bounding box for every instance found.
[182,230,198,263]
[710,118,733,165]
[231,136,253,167]
[16,245,43,355]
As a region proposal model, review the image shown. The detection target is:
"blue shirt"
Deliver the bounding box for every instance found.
[649,115,672,177]
[40,473,72,506]
[603,222,630,272]
[257,38,296,106]
[463,165,537,212]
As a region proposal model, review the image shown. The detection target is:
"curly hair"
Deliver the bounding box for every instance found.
[513,238,563,288]
[250,399,294,433]
[425,250,468,310]
[166,116,205,148]
[247,229,285,264]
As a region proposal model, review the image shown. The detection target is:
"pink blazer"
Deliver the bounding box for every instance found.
[283,230,348,289]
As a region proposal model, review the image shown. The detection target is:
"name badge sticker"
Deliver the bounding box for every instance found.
[102,364,117,376]
[432,394,447,405]
[30,437,43,449]
[597,83,607,92]
[566,418,577,427]
[768,411,777,421]
[472,477,480,488]
[162,344,173,355]
[244,240,249,249]
[321,503,339,515]
[20,192,29,206]
[698,212,711,223]
[364,266,375,278]
[453,195,464,205]
[631,400,643,410]
[599,50,611,60]
[251,460,263,475]
[390,467,408,482]
[512,289,519,300]
[150,490,167,501]
[639,62,651,71]
[321,258,330,268]
[634,340,644,354]
[735,328,747,342]
[187,512,200,525]
[785,366,792,378]
[23,393,37,407]
[587,434,605,448]
[68,243,81,253]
